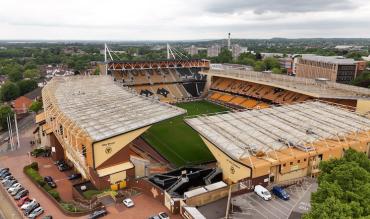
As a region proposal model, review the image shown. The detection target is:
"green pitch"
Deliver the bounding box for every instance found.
[141,100,229,167]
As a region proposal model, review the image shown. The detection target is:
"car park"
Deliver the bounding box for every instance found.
[21,199,37,210]
[254,185,272,201]
[68,173,82,180]
[17,196,31,207]
[158,212,170,219]
[123,198,134,208]
[272,186,290,200]
[28,206,44,219]
[24,202,40,216]
[88,209,108,219]
[44,176,57,188]
[15,189,29,200]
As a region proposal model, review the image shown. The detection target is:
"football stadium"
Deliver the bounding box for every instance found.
[35,55,370,216]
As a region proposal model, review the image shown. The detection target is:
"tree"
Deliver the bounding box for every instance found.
[272,67,282,74]
[29,101,42,113]
[304,149,370,218]
[24,69,40,79]
[216,49,233,63]
[0,82,20,101]
[17,80,38,95]
[254,61,265,71]
[0,105,13,130]
[8,71,23,82]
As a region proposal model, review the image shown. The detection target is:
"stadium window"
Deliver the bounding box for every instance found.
[59,125,63,136]
[304,158,307,162]
[290,162,293,165]
[82,145,87,157]
[298,160,300,163]
[283,163,286,167]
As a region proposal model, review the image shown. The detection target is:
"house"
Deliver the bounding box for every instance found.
[12,96,33,115]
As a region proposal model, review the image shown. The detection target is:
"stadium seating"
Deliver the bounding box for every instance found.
[210,77,311,105]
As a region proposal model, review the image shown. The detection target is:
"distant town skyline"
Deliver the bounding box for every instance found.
[1,0,370,40]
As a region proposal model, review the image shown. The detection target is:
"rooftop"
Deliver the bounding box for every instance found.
[185,101,370,162]
[43,76,186,141]
[301,55,356,65]
[203,68,370,99]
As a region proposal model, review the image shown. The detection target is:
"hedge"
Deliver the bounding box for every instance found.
[82,190,101,199]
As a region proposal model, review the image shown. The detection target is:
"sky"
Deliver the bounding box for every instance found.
[1,0,370,40]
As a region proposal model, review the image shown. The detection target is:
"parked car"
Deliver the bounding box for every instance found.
[148,216,161,219]
[24,202,40,216]
[254,185,272,201]
[88,209,108,219]
[15,189,29,200]
[68,173,82,180]
[54,160,64,166]
[1,175,14,183]
[42,216,53,219]
[28,206,44,219]
[158,212,170,219]
[0,168,9,175]
[272,186,290,200]
[0,171,11,179]
[4,179,18,188]
[7,183,22,193]
[44,176,57,188]
[122,198,134,208]
[21,199,37,210]
[17,196,31,207]
[58,163,71,172]
[11,187,25,196]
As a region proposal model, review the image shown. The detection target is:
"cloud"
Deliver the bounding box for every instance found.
[206,0,357,14]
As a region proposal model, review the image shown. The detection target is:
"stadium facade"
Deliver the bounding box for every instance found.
[39,76,185,189]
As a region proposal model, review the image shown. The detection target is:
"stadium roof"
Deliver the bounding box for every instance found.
[185,101,370,162]
[43,76,186,141]
[204,68,370,100]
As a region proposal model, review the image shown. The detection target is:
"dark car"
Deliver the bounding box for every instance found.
[15,189,29,200]
[4,179,17,188]
[24,202,40,216]
[54,160,64,166]
[44,176,57,188]
[58,163,71,172]
[88,209,108,219]
[42,215,53,219]
[68,173,82,180]
[0,167,9,174]
[0,171,11,179]
[272,186,290,200]
[148,216,161,219]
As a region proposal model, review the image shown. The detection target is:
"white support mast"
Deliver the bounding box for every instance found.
[14,113,20,149]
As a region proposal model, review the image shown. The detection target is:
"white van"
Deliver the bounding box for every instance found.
[254,185,272,201]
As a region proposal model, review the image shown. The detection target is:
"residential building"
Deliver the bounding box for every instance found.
[185,45,198,56]
[207,44,221,57]
[12,96,33,115]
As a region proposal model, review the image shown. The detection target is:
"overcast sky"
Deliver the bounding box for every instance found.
[1,0,370,40]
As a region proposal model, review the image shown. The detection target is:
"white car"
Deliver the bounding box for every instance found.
[7,183,21,192]
[10,186,24,196]
[21,199,37,210]
[123,198,134,208]
[28,206,44,219]
[159,212,170,219]
[254,185,272,201]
